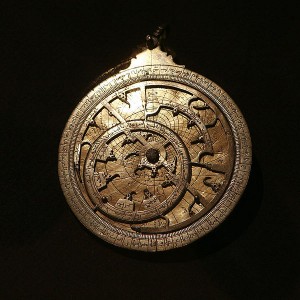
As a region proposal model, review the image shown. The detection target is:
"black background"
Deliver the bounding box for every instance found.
[1,1,299,299]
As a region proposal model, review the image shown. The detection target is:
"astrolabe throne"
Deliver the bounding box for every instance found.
[58,27,251,251]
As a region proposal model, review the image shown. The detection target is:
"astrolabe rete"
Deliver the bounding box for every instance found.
[58,27,252,251]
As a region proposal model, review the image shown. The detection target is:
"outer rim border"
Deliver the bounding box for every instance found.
[58,65,252,251]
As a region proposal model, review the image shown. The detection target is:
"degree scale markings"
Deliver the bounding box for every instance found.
[83,83,231,227]
[58,39,251,251]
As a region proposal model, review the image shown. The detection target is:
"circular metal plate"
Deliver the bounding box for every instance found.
[58,56,251,251]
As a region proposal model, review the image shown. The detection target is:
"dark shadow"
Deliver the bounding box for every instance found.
[0,128,67,247]
[101,154,263,262]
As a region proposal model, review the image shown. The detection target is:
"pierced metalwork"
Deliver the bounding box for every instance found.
[58,28,251,251]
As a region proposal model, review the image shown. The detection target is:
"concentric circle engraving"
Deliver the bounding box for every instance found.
[84,120,190,222]
[59,60,251,251]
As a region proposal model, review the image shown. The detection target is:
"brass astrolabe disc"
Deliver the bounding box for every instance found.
[58,28,252,251]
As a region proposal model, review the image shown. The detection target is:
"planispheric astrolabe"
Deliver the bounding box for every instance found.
[58,26,252,251]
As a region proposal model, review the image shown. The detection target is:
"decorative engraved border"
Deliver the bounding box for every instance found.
[58,65,252,251]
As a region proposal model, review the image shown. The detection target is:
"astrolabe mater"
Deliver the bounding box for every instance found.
[58,27,252,251]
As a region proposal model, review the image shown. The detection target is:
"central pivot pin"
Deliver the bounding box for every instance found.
[146,148,160,164]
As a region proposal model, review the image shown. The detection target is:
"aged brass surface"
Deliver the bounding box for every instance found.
[58,29,251,251]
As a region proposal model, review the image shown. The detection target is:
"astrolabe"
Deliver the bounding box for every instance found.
[58,28,251,251]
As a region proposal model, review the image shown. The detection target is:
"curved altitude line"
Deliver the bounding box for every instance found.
[190,149,228,176]
[104,103,127,123]
[192,150,213,164]
[145,104,204,131]
[81,118,101,139]
[204,114,218,128]
[187,95,209,109]
[187,96,218,127]
[130,215,168,233]
[116,92,130,107]
[186,182,209,207]
[74,141,92,182]
[124,151,140,160]
[104,102,149,147]
[97,173,120,192]
[191,159,227,174]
